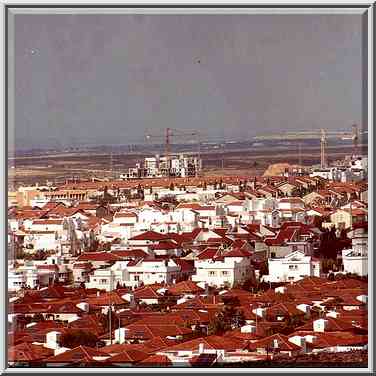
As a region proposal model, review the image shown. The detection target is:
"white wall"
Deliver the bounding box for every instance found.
[267,252,320,283]
[192,257,251,288]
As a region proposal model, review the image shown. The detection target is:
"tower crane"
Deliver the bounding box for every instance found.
[145,128,201,177]
[351,124,359,157]
[320,129,327,169]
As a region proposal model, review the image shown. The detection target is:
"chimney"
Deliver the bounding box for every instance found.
[205,283,209,295]
[240,325,256,334]
[76,302,89,313]
[129,294,136,308]
[273,339,279,349]
[313,318,328,333]
[46,331,62,350]
[198,343,205,354]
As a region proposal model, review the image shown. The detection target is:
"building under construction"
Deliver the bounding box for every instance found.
[120,153,202,180]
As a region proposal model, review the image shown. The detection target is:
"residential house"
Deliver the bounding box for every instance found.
[330,208,367,230]
[265,251,321,283]
[192,247,254,288]
[341,222,368,276]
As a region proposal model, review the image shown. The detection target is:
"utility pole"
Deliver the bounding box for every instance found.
[109,269,113,345]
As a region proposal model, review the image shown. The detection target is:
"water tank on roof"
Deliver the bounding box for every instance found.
[240,324,256,334]
[76,302,89,313]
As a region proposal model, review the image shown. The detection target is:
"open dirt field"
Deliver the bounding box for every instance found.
[8,143,367,188]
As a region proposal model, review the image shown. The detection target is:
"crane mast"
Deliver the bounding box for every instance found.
[352,124,359,157]
[320,129,327,169]
[146,128,201,178]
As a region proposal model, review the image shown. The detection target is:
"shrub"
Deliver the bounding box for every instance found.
[60,330,99,348]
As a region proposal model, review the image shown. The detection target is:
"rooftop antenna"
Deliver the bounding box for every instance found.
[320,129,327,169]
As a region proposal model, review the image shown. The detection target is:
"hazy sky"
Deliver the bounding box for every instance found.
[11,13,363,149]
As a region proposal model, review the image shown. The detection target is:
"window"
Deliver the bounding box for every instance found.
[222,271,229,276]
[209,271,216,277]
[100,279,107,284]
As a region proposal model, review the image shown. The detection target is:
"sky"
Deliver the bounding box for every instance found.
[11,13,363,149]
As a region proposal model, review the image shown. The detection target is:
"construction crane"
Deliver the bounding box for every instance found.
[352,124,359,157]
[254,126,365,141]
[145,128,201,176]
[320,129,327,169]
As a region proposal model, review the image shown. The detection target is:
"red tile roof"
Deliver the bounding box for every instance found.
[138,354,172,367]
[150,240,179,251]
[8,342,54,362]
[129,231,170,241]
[111,249,149,259]
[167,281,204,296]
[173,259,195,273]
[46,346,108,363]
[120,324,193,341]
[133,286,164,300]
[77,252,122,262]
[163,335,244,352]
[247,333,302,352]
[86,291,128,306]
[104,349,149,364]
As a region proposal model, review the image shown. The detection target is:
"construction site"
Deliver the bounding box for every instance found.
[8,125,367,188]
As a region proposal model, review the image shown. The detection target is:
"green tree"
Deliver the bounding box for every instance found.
[60,330,99,348]
[259,261,269,277]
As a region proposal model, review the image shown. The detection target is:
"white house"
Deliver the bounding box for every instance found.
[113,211,138,225]
[23,230,59,251]
[8,267,28,291]
[99,222,133,242]
[29,219,64,233]
[341,224,368,276]
[85,268,120,291]
[192,248,253,288]
[265,251,321,283]
[126,259,181,286]
[244,197,277,212]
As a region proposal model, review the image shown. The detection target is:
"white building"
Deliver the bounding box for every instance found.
[192,248,253,288]
[127,259,181,286]
[341,224,368,276]
[85,268,120,291]
[23,230,59,251]
[121,153,202,179]
[265,251,321,283]
[86,258,182,290]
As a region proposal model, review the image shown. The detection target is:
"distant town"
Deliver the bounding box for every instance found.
[7,124,368,367]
